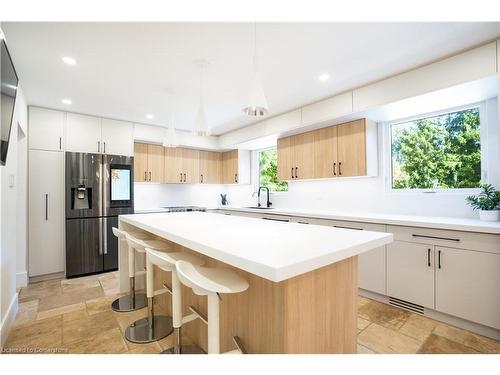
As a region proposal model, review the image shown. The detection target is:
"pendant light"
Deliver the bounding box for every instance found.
[193,59,210,137]
[163,93,178,147]
[242,22,268,117]
[162,118,178,147]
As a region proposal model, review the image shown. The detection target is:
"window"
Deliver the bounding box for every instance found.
[391,106,481,189]
[258,148,288,192]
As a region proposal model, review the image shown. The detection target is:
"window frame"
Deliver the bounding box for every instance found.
[384,101,489,194]
[253,146,289,194]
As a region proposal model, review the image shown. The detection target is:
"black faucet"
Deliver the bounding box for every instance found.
[258,186,272,208]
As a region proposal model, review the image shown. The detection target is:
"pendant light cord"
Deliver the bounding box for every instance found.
[253,22,258,73]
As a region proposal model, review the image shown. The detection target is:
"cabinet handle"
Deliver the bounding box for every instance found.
[438,250,442,269]
[411,234,460,242]
[262,217,289,223]
[295,167,298,179]
[201,174,204,183]
[149,171,152,181]
[59,137,62,150]
[97,141,100,153]
[45,194,48,221]
[291,168,294,179]
[427,248,431,267]
[144,172,147,181]
[338,162,342,176]
[180,173,183,182]
[103,142,106,154]
[235,173,238,183]
[333,162,336,176]
[333,225,362,231]
[183,173,186,182]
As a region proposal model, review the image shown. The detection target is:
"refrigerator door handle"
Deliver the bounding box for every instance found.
[103,217,108,255]
[98,217,104,255]
[45,193,48,221]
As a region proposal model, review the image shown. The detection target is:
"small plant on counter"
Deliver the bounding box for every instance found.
[466,183,500,221]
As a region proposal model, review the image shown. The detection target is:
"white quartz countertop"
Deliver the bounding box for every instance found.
[119,212,393,282]
[214,207,500,234]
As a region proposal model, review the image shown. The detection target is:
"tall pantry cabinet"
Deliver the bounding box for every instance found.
[28,107,65,277]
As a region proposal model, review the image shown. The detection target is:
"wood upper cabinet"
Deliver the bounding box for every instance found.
[148,144,165,182]
[164,147,183,183]
[199,151,222,184]
[277,137,293,180]
[182,148,200,184]
[133,142,164,182]
[293,131,315,180]
[314,126,338,178]
[134,143,149,182]
[277,118,373,181]
[164,147,201,183]
[136,144,247,185]
[277,132,314,180]
[337,119,366,177]
[222,150,239,184]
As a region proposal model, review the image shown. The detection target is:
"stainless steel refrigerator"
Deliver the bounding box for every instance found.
[65,152,134,277]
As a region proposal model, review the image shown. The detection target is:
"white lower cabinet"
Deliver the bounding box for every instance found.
[387,241,435,309]
[315,218,387,295]
[435,246,500,329]
[28,150,65,277]
[358,246,386,295]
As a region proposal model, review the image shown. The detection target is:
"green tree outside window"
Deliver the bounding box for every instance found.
[259,149,288,192]
[391,107,481,189]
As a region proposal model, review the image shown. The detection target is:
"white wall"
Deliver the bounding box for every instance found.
[134,183,226,210]
[0,86,27,346]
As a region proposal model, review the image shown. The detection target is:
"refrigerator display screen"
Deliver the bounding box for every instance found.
[110,166,131,202]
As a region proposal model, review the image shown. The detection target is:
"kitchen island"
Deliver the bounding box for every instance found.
[118,212,393,353]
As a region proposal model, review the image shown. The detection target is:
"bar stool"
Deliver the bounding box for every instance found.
[175,260,250,354]
[145,248,205,354]
[111,227,152,312]
[124,237,174,343]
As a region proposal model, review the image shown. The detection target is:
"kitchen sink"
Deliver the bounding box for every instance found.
[245,206,274,209]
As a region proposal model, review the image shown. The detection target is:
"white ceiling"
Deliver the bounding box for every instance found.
[3,22,500,135]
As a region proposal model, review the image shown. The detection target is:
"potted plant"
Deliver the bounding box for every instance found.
[466,184,500,221]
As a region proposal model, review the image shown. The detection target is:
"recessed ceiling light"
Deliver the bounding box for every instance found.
[319,73,330,82]
[61,99,72,105]
[62,56,76,65]
[145,114,154,119]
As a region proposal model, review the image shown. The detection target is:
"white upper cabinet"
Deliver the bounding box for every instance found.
[28,107,65,151]
[66,113,102,154]
[101,118,134,156]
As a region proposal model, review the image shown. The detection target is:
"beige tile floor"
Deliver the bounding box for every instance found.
[3,272,500,354]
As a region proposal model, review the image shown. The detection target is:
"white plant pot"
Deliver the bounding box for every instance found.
[479,210,500,222]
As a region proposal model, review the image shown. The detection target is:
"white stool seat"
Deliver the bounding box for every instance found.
[176,261,249,296]
[126,237,173,254]
[146,248,204,272]
[113,227,151,240]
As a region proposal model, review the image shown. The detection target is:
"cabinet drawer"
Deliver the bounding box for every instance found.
[315,218,385,232]
[387,225,500,254]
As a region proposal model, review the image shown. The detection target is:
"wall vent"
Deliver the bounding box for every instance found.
[389,296,424,315]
